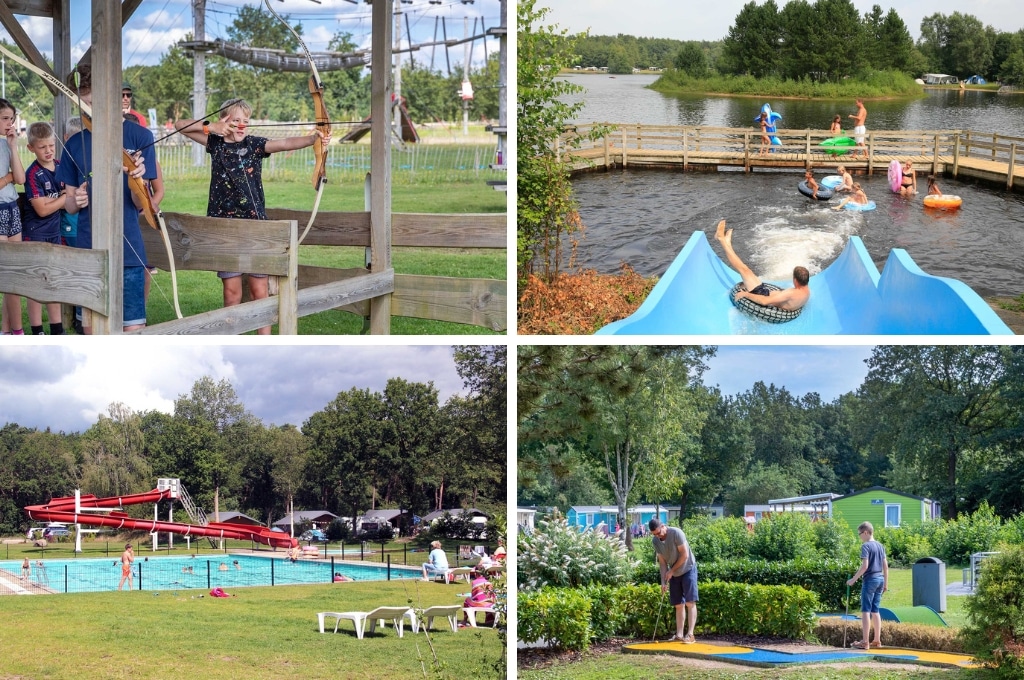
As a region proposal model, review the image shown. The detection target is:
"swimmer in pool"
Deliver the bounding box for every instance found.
[714,220,810,312]
[803,169,821,199]
[836,165,854,192]
[927,175,943,195]
[833,182,869,210]
[900,160,917,195]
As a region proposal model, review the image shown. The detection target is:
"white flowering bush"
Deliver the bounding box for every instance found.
[518,517,636,591]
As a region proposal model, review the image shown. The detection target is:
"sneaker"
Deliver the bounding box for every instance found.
[663,634,681,642]
[681,634,696,644]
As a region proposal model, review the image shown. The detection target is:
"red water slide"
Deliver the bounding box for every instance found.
[25,489,297,549]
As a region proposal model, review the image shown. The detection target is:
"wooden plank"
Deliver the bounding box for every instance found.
[0,242,108,313]
[297,265,505,331]
[263,210,505,248]
[141,213,296,276]
[297,268,395,318]
[134,297,280,335]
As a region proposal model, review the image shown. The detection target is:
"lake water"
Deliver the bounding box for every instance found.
[562,76,1024,297]
[561,74,1024,136]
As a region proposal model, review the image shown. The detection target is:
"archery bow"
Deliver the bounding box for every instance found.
[264,0,329,244]
[0,44,183,320]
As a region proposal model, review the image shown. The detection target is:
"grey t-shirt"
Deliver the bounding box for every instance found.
[652,526,696,577]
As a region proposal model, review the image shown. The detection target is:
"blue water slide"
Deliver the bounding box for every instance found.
[595,232,1012,335]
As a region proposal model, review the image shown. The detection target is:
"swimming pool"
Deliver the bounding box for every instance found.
[1,554,420,594]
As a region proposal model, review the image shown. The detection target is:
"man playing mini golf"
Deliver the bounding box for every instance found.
[650,518,698,643]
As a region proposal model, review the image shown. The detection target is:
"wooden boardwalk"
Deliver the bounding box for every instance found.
[562,124,1024,190]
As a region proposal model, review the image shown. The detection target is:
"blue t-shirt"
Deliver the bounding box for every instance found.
[23,159,63,240]
[861,539,887,578]
[55,121,156,268]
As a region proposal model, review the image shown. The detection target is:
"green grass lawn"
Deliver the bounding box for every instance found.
[13,179,508,335]
[0,581,504,679]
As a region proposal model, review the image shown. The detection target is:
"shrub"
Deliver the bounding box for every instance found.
[959,545,1024,678]
[681,516,751,563]
[931,502,1003,565]
[998,513,1024,546]
[875,525,933,567]
[613,583,665,639]
[815,619,964,652]
[518,587,592,652]
[578,584,620,642]
[749,512,818,562]
[698,557,859,611]
[698,581,819,638]
[814,516,858,561]
[327,519,352,542]
[630,539,660,584]
[518,517,635,590]
[428,511,486,540]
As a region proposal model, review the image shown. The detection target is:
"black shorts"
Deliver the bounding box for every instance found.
[749,283,773,297]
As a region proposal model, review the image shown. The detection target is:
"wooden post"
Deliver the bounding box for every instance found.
[866,132,874,174]
[682,128,688,168]
[621,128,628,168]
[743,130,750,172]
[277,220,298,334]
[92,0,122,333]
[932,133,940,175]
[636,124,642,150]
[992,133,998,162]
[804,130,811,160]
[369,0,393,334]
[603,131,609,169]
[1008,143,1016,190]
[952,133,961,177]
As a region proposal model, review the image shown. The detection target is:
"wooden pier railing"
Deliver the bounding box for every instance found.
[560,123,1024,189]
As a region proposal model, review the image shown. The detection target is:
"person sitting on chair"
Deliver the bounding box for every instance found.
[421,540,449,581]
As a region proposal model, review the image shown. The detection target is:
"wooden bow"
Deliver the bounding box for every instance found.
[264,0,329,244]
[0,44,183,320]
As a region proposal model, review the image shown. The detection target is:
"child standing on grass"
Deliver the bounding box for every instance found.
[847,521,889,650]
[22,122,66,336]
[0,97,27,335]
[174,99,330,335]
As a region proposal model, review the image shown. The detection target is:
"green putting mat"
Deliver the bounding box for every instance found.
[879,606,948,627]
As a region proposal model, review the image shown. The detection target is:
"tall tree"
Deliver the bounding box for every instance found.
[861,345,1009,518]
[722,0,782,78]
[80,403,152,500]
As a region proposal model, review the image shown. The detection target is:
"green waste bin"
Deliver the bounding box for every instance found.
[912,556,946,612]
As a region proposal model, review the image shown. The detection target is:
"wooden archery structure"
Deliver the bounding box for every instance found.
[0,0,495,334]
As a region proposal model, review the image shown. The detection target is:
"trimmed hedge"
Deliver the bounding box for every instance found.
[518,580,820,651]
[698,558,859,611]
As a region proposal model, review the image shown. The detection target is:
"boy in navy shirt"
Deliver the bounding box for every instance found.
[22,122,65,335]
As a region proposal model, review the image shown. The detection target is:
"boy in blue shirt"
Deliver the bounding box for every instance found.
[55,65,154,333]
[22,122,66,335]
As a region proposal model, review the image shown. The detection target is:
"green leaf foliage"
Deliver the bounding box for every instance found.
[959,545,1024,677]
[518,517,636,590]
[698,558,860,611]
[518,587,593,652]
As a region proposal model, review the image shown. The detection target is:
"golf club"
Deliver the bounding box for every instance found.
[652,582,668,642]
[843,581,851,648]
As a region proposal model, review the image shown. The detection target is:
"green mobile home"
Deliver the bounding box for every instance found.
[832,486,941,532]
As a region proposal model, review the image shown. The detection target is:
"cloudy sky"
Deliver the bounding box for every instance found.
[0,343,471,433]
[7,0,502,67]
[703,345,875,400]
[541,0,1023,42]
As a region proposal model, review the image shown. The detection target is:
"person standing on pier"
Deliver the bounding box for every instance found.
[848,99,868,159]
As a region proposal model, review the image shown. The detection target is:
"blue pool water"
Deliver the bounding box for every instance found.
[2,554,420,594]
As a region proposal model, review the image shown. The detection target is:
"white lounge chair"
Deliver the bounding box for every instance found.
[318,606,415,638]
[416,605,463,633]
[462,606,499,628]
[446,567,474,584]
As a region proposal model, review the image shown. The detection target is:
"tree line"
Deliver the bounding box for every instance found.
[0,346,505,536]
[518,346,1024,549]
[572,3,1024,85]
[2,5,500,130]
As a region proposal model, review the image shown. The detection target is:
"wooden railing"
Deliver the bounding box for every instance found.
[559,123,964,174]
[952,131,1024,188]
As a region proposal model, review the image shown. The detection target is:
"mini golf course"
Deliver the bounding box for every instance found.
[622,640,980,669]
